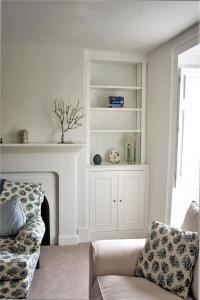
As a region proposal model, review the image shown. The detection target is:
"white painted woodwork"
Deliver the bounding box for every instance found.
[147,25,199,224]
[90,171,117,232]
[87,164,148,171]
[118,171,145,230]
[171,67,200,227]
[90,130,142,133]
[0,143,86,153]
[89,168,148,238]
[85,51,148,236]
[0,144,85,245]
[91,108,142,112]
[85,50,146,165]
[90,85,142,90]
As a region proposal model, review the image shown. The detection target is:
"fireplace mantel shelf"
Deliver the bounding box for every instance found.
[0,143,86,153]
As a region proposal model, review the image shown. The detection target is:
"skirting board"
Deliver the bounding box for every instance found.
[59,228,148,244]
[58,235,78,245]
[59,229,89,245]
[77,228,89,243]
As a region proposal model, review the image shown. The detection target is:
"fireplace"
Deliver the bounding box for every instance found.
[0,143,85,245]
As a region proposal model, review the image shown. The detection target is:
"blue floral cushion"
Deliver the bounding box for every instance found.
[135,221,199,299]
[0,180,44,219]
[0,197,26,237]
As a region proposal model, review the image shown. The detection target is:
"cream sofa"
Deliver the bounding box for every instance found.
[90,201,199,300]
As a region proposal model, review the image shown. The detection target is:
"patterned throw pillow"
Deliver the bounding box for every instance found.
[135,221,199,299]
[0,180,44,220]
[0,197,26,236]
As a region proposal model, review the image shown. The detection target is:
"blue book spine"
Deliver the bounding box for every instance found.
[109,96,124,102]
[109,103,124,107]
[109,101,124,104]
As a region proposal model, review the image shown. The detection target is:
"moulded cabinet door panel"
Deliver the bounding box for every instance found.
[118,171,145,230]
[90,171,118,232]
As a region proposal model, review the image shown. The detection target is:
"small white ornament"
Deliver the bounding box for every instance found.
[109,150,120,164]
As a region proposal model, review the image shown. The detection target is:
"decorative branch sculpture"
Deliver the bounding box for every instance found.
[53,98,85,144]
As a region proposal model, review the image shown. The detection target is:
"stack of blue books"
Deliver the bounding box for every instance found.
[108,96,124,108]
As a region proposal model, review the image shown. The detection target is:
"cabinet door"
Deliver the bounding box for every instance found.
[90,171,118,232]
[118,171,146,230]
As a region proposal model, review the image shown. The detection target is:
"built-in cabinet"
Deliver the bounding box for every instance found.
[90,171,118,232]
[90,170,146,232]
[117,170,146,231]
[85,50,148,240]
[88,165,148,240]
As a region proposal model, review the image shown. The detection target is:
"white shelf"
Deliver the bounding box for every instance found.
[90,85,142,90]
[91,107,142,112]
[90,129,142,133]
[86,53,146,165]
[87,163,148,171]
[0,143,86,153]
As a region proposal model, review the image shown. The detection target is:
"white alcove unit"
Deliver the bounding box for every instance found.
[87,164,149,240]
[84,50,148,240]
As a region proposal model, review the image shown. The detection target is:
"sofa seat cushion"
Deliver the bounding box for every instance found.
[96,275,194,300]
[0,237,15,251]
[0,249,39,281]
[0,250,39,299]
[0,276,31,299]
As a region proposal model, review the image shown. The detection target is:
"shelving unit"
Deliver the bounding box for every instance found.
[85,50,148,240]
[90,129,142,133]
[85,51,146,166]
[90,85,142,90]
[91,108,142,112]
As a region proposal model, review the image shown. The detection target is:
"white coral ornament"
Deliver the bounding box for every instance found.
[109,150,120,164]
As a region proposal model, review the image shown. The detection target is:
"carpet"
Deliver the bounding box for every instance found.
[28,243,90,300]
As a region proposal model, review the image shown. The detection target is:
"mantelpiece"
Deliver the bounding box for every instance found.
[0,143,86,153]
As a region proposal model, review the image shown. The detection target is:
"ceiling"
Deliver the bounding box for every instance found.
[2,1,199,54]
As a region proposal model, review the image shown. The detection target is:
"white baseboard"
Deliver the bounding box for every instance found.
[89,229,146,241]
[77,228,89,243]
[58,235,78,245]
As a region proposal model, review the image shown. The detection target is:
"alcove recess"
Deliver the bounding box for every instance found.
[85,51,146,166]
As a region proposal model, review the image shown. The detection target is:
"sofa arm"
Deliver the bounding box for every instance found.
[13,215,45,254]
[92,239,145,277]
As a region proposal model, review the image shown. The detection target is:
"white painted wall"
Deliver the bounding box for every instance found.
[147,24,199,225]
[2,44,85,143]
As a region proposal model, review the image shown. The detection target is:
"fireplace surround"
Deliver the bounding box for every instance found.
[0,143,85,245]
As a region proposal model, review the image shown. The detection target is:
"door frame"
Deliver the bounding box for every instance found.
[165,29,199,224]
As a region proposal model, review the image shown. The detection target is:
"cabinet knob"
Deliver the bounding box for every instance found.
[119,199,122,202]
[113,200,116,203]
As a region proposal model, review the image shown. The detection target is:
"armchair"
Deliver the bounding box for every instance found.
[0,180,46,299]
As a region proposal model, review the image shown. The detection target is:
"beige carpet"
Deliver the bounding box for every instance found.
[28,244,90,300]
